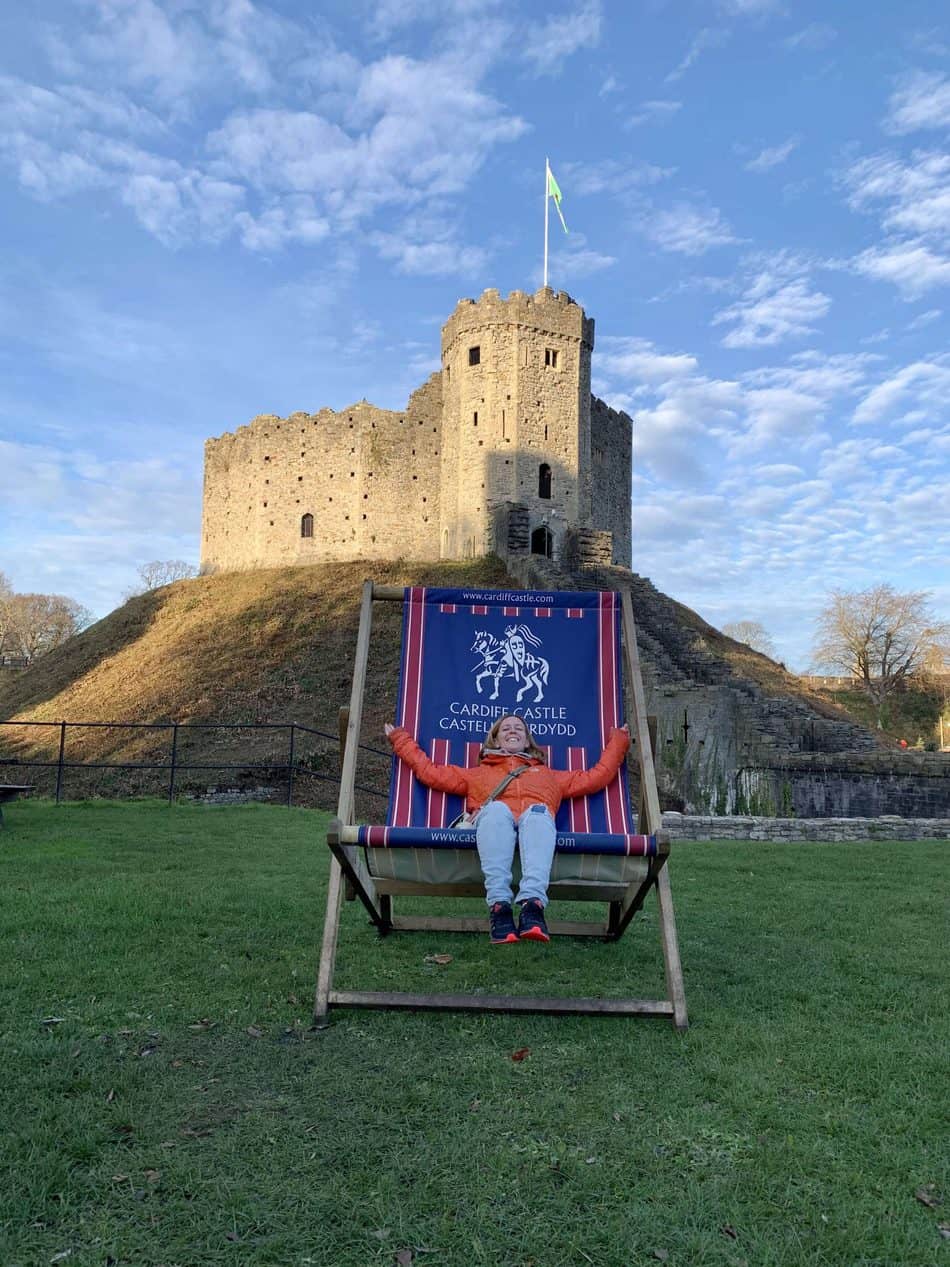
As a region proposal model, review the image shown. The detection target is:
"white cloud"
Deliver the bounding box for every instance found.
[368,0,504,38]
[842,151,950,241]
[718,0,783,14]
[745,136,800,172]
[521,1,601,75]
[640,203,739,255]
[665,28,728,83]
[596,337,699,383]
[852,360,950,425]
[45,0,306,113]
[549,248,616,280]
[906,308,942,331]
[784,23,837,51]
[234,198,330,252]
[370,232,487,277]
[886,70,950,135]
[626,99,682,128]
[561,158,675,196]
[852,242,950,298]
[714,272,831,348]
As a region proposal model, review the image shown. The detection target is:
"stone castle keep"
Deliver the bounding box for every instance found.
[201,287,632,572]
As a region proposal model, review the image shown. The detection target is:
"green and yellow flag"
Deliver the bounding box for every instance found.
[547,164,568,234]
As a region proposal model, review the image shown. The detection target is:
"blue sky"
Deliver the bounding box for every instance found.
[1,0,948,671]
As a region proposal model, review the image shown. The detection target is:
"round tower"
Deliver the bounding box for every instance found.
[438,287,594,560]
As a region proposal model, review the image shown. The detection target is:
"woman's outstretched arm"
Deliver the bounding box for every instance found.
[556,725,630,798]
[384,725,470,796]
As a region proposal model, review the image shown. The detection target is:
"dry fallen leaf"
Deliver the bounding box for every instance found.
[469,1098,481,1112]
[225,1231,240,1242]
[246,1026,263,1038]
[938,1222,950,1240]
[106,1089,115,1103]
[144,1170,161,1185]
[170,1059,185,1068]
[915,1185,941,1210]
[652,1251,669,1263]
[188,1018,216,1031]
[395,1251,413,1267]
[424,954,453,966]
[50,1251,72,1263]
[371,1228,391,1240]
[511,1047,531,1062]
[41,1018,65,1027]
[720,1224,738,1240]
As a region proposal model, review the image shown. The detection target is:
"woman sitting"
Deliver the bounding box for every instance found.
[384,714,630,944]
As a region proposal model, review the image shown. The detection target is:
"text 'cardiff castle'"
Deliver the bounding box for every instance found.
[201,287,633,572]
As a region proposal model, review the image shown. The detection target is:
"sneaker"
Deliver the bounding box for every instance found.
[517,899,550,943]
[488,901,519,944]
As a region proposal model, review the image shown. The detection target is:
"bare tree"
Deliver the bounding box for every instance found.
[812,584,949,726]
[5,593,94,662]
[128,560,198,597]
[0,571,13,656]
[722,620,778,659]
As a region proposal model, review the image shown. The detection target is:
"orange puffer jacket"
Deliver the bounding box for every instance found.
[387,726,630,819]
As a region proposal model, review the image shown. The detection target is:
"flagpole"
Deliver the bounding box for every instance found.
[543,157,550,289]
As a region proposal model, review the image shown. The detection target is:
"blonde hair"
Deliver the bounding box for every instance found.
[483,714,546,762]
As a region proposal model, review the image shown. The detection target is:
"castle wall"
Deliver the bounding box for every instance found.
[201,375,443,570]
[201,287,631,573]
[590,395,632,565]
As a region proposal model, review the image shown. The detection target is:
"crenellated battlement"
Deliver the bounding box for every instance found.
[441,287,593,354]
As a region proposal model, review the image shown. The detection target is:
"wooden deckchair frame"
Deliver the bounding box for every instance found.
[314,581,688,1029]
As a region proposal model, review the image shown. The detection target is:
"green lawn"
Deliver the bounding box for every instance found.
[2,801,947,1267]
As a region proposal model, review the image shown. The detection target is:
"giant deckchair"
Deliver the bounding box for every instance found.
[315,582,688,1028]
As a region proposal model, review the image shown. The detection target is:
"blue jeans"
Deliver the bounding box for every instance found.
[475,801,556,908]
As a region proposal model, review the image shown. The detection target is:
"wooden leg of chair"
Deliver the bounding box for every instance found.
[378,893,393,932]
[313,857,345,1026]
[606,900,622,937]
[656,866,688,1030]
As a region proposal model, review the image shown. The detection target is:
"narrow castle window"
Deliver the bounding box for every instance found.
[473,411,478,426]
[301,513,314,538]
[544,348,559,368]
[539,463,552,499]
[468,346,480,366]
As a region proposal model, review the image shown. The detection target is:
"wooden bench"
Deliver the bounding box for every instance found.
[0,785,35,828]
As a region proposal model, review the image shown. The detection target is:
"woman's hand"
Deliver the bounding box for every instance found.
[384,723,395,737]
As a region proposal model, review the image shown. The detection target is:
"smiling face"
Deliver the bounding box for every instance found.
[496,715,529,753]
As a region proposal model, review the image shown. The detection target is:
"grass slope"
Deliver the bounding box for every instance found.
[2,801,948,1266]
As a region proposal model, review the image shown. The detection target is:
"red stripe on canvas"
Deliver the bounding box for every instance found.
[567,747,591,833]
[566,608,584,619]
[440,603,457,614]
[534,607,551,618]
[503,607,519,617]
[471,605,488,616]
[465,741,482,768]
[393,587,426,826]
[426,739,450,827]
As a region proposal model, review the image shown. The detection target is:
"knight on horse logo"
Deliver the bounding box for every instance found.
[471,625,551,703]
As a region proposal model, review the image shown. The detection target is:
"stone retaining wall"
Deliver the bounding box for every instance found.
[662,812,950,841]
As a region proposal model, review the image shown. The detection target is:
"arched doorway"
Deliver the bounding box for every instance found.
[531,525,553,558]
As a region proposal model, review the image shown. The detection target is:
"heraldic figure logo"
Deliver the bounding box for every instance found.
[470,624,551,703]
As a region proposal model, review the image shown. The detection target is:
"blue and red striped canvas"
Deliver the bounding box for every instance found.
[366,586,657,857]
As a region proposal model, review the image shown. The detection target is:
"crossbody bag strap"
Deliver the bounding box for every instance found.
[482,765,530,805]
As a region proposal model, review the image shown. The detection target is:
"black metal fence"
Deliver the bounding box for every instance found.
[0,719,390,807]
